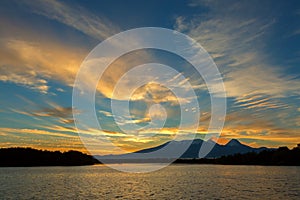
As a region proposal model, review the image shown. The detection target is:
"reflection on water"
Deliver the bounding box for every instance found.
[0,164,299,199]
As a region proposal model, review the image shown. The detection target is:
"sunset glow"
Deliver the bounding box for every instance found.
[0,0,299,155]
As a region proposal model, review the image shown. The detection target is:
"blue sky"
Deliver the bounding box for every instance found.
[0,0,299,154]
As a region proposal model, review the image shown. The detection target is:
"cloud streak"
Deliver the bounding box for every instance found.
[0,38,85,93]
[0,0,120,93]
[175,0,300,110]
[21,0,120,40]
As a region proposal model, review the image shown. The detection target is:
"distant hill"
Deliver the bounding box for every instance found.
[215,145,300,166]
[0,148,99,167]
[98,138,272,161]
[97,140,300,166]
[176,138,270,158]
[174,145,300,166]
[1,143,299,166]
[205,139,270,158]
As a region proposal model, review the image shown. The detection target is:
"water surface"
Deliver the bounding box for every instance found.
[0,164,299,199]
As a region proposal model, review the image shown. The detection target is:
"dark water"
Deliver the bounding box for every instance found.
[0,164,299,199]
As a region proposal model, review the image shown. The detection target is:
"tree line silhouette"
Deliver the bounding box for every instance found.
[1,144,299,167]
[0,148,99,167]
[174,144,300,166]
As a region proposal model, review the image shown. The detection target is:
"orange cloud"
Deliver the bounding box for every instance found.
[0,39,85,93]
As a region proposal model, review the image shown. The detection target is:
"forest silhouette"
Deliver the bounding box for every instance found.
[0,144,299,167]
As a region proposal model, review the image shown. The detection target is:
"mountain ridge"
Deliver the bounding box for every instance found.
[98,138,272,160]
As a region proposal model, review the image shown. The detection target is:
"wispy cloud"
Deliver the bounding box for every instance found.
[175,0,300,110]
[0,127,86,152]
[32,106,72,118]
[0,127,76,138]
[0,70,49,94]
[12,102,71,117]
[21,0,120,40]
[0,0,120,94]
[224,65,300,99]
[11,100,76,127]
[1,0,203,107]
[0,38,85,93]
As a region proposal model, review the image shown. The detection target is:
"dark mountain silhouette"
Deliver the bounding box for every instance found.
[174,145,300,166]
[0,148,99,167]
[97,138,272,161]
[98,141,300,166]
[135,138,270,158]
[1,143,299,166]
[226,139,242,146]
[206,139,269,158]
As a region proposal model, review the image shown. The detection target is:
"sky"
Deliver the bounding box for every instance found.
[0,0,299,155]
